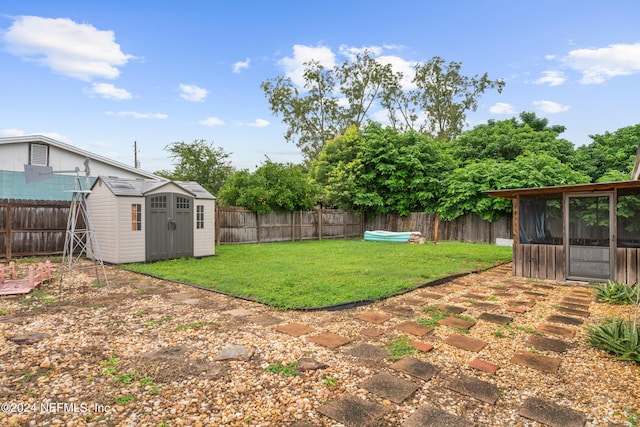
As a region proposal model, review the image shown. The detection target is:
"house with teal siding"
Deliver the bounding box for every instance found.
[0,135,159,201]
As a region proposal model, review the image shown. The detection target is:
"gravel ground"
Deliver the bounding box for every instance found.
[0,260,639,427]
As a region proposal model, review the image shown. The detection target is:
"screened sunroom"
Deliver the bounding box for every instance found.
[486,180,640,284]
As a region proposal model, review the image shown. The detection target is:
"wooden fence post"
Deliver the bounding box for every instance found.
[318,207,323,240]
[6,201,12,260]
[432,214,440,244]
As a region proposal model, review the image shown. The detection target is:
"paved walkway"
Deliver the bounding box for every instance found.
[223,264,594,427]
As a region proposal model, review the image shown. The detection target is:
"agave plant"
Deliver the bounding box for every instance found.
[587,318,640,363]
[595,280,639,305]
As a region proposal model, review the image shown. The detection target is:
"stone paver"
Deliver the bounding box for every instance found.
[345,343,389,361]
[361,327,384,338]
[557,306,590,318]
[214,343,254,361]
[443,334,487,352]
[6,332,53,345]
[437,304,467,314]
[275,322,315,337]
[401,405,471,427]
[445,374,501,404]
[402,297,427,306]
[390,357,439,381]
[562,297,592,306]
[527,335,570,353]
[469,358,499,374]
[546,314,583,326]
[559,302,590,311]
[317,395,387,427]
[420,291,444,300]
[511,350,561,374]
[361,372,420,403]
[469,301,499,311]
[354,311,391,324]
[439,316,475,330]
[222,307,253,317]
[249,314,283,326]
[478,312,513,325]
[308,333,352,349]
[411,341,434,353]
[395,320,434,337]
[506,306,527,314]
[507,300,536,307]
[537,323,576,338]
[519,397,586,427]
[461,292,486,300]
[382,305,415,317]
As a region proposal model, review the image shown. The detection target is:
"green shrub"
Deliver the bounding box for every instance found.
[595,281,639,305]
[587,318,640,363]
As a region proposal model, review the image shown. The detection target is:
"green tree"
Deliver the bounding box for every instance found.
[572,124,640,182]
[155,139,234,195]
[411,57,505,141]
[447,113,576,166]
[218,158,319,213]
[439,153,590,221]
[311,123,452,215]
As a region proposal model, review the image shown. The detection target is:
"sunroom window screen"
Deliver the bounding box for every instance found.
[519,195,563,245]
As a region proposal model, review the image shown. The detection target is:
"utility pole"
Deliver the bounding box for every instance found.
[134,141,140,168]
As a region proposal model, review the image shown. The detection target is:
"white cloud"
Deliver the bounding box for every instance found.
[106,111,168,119]
[233,58,250,73]
[564,42,640,84]
[179,84,208,102]
[87,83,132,100]
[198,117,225,126]
[489,102,517,114]
[0,128,26,137]
[0,128,68,140]
[279,44,336,87]
[532,100,570,114]
[2,15,133,81]
[240,118,270,128]
[338,44,383,60]
[376,54,418,89]
[534,70,566,86]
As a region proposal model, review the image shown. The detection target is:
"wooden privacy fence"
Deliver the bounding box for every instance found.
[216,207,364,244]
[216,208,513,245]
[0,200,72,259]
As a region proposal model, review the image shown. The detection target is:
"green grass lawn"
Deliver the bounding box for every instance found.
[123,240,512,310]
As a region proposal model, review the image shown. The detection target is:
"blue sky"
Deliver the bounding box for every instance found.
[1,1,640,173]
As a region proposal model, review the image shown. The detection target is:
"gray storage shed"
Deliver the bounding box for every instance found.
[87,176,215,264]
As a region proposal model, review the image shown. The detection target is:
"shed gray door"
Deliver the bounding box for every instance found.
[146,193,193,261]
[566,194,613,281]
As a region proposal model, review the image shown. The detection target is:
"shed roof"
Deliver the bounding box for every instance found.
[95,176,215,199]
[485,180,640,199]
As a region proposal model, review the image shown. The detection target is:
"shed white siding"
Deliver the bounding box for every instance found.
[194,199,215,257]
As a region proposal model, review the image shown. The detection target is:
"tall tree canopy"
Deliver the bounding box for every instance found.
[218,158,319,214]
[261,53,504,161]
[311,123,452,215]
[572,124,640,182]
[155,139,234,195]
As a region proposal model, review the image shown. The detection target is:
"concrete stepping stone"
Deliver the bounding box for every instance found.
[7,332,53,345]
[402,297,427,306]
[507,300,536,307]
[383,305,415,317]
[445,374,501,404]
[511,350,561,374]
[317,395,387,427]
[249,314,283,326]
[412,341,434,353]
[355,311,391,324]
[506,306,527,314]
[297,358,328,371]
[562,296,592,306]
[420,291,444,300]
[390,357,439,381]
[537,323,576,338]
[546,314,583,326]
[361,372,420,403]
[478,312,512,325]
[469,358,499,374]
[557,306,590,318]
[559,301,590,311]
[345,343,389,361]
[437,304,467,314]
[567,290,593,298]
[396,320,434,337]
[526,335,569,353]
[461,293,486,300]
[401,405,470,427]
[308,333,351,349]
[443,334,487,352]
[214,343,254,361]
[523,290,547,298]
[275,322,315,337]
[439,317,475,330]
[492,290,514,297]
[519,397,586,427]
[469,301,500,311]
[533,284,555,290]
[222,307,253,317]
[361,327,384,338]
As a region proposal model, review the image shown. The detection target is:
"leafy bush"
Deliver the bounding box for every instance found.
[595,281,639,305]
[587,318,640,363]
